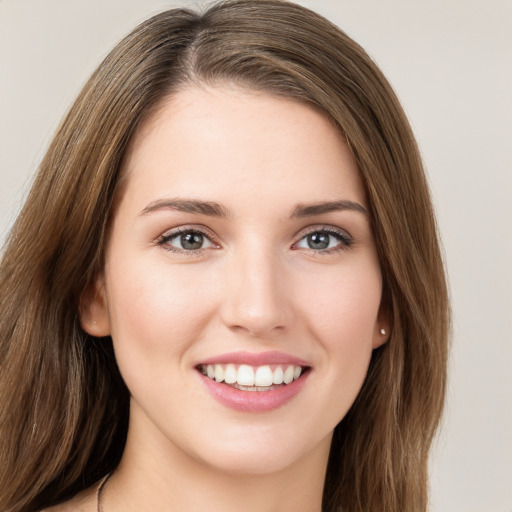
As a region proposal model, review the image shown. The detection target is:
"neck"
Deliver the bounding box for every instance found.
[105,409,331,512]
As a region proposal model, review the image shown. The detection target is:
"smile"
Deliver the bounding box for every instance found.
[196,351,311,412]
[199,363,304,390]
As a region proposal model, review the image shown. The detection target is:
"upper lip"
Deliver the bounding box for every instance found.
[197,350,310,367]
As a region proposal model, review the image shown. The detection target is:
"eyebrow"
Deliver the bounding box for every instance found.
[290,200,368,218]
[139,198,367,219]
[139,198,231,218]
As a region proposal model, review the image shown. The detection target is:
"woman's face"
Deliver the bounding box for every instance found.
[83,85,388,475]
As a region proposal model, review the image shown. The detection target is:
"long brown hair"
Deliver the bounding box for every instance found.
[0,1,449,511]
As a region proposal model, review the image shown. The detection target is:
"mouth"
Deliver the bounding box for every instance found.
[195,351,311,412]
[197,363,308,392]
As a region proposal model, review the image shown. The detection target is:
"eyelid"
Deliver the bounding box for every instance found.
[155,223,352,255]
[292,225,353,252]
[156,225,221,253]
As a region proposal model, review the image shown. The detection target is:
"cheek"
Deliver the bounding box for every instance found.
[297,259,382,408]
[301,257,381,432]
[300,260,382,345]
[104,258,217,369]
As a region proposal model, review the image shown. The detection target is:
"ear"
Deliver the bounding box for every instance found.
[372,303,391,349]
[79,274,111,337]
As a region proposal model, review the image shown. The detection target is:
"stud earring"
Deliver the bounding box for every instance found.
[380,328,387,335]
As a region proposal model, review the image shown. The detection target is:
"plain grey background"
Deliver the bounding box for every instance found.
[1,1,511,511]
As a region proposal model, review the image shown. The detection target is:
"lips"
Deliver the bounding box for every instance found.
[198,350,310,367]
[196,351,311,412]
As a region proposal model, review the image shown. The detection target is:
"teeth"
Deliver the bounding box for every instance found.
[283,365,294,384]
[214,364,224,382]
[254,366,273,387]
[272,366,284,385]
[224,364,237,384]
[237,365,255,386]
[202,363,305,388]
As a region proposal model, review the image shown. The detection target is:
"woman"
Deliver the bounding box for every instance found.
[0,1,449,511]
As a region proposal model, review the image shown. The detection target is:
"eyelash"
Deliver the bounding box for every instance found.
[156,225,353,255]
[292,226,353,254]
[157,226,219,255]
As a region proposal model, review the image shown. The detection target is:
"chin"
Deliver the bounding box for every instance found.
[200,447,304,476]
[186,424,332,477]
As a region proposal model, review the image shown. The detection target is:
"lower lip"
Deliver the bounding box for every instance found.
[198,371,310,412]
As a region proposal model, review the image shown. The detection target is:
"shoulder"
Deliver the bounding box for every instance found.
[39,484,96,512]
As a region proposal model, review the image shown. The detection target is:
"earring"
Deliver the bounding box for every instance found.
[380,328,387,335]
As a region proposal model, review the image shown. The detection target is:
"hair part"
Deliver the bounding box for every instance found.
[0,2,449,511]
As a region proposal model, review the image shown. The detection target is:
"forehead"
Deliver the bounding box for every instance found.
[120,85,366,211]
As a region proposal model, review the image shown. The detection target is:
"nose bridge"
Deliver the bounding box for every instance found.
[221,237,291,336]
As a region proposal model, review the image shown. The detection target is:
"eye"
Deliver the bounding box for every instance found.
[294,227,352,252]
[158,228,217,253]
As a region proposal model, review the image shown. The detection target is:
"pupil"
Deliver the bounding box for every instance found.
[181,232,203,250]
[308,232,329,250]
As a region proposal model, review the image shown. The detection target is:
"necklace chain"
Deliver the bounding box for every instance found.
[96,472,112,512]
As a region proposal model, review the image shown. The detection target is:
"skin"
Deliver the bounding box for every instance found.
[58,85,389,512]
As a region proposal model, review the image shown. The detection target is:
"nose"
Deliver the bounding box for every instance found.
[219,244,294,338]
